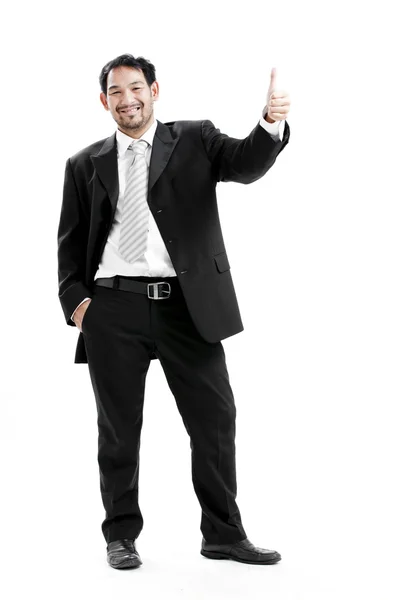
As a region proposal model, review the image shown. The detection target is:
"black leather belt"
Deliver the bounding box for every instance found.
[94,276,178,299]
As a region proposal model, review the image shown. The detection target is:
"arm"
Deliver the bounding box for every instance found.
[200,116,289,185]
[57,158,92,327]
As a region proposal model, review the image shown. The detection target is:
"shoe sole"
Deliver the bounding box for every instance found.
[108,557,142,569]
[200,549,281,565]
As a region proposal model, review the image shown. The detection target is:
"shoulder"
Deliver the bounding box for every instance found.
[68,134,115,167]
[160,119,207,136]
[158,119,220,148]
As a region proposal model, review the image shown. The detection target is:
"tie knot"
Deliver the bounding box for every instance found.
[129,139,148,156]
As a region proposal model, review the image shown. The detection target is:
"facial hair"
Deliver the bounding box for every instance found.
[117,98,154,132]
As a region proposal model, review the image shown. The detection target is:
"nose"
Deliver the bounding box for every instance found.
[121,88,137,105]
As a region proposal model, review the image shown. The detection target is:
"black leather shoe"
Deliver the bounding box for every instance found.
[107,539,142,569]
[201,537,281,565]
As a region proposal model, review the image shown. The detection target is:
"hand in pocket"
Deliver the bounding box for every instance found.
[73,299,92,333]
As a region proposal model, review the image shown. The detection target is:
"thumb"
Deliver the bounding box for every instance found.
[268,67,277,98]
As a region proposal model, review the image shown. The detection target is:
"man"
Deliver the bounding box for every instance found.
[57,53,291,569]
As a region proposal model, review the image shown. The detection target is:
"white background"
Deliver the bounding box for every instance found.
[1,0,400,598]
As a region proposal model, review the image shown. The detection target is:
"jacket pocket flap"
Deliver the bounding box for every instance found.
[214,251,230,273]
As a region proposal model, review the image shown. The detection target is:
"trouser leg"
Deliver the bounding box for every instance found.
[152,285,247,544]
[82,284,153,544]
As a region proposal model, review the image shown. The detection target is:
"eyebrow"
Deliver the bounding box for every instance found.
[108,80,144,90]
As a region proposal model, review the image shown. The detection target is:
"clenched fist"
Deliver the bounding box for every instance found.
[73,298,92,332]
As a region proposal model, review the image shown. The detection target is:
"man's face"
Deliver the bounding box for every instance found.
[100,66,159,138]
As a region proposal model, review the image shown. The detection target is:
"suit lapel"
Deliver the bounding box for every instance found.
[90,119,179,213]
[90,132,119,211]
[149,120,180,192]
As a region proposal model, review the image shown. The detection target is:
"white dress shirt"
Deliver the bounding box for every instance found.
[71,110,285,320]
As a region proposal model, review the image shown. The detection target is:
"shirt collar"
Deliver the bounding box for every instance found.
[116,118,158,158]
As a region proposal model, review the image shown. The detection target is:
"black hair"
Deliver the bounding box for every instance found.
[99,53,156,95]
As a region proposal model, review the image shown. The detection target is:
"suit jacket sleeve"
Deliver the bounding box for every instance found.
[200,118,289,184]
[57,158,93,327]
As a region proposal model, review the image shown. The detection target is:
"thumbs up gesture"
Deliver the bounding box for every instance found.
[265,67,291,123]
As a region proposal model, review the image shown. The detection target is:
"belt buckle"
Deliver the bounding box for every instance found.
[147,281,171,300]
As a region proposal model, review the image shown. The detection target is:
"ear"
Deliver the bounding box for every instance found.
[151,80,160,101]
[100,92,109,111]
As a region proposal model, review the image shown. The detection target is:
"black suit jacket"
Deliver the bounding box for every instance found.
[57,118,290,363]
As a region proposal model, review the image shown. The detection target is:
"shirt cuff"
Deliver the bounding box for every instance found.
[259,104,285,141]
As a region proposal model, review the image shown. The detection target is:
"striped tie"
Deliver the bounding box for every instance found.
[118,139,149,263]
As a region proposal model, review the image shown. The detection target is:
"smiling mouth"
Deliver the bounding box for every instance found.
[121,106,141,115]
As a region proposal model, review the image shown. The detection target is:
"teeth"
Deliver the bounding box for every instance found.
[123,107,140,113]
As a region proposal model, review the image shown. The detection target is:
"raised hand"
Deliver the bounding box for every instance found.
[265,68,291,123]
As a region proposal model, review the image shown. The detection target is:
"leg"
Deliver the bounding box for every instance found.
[82,285,153,544]
[152,289,247,544]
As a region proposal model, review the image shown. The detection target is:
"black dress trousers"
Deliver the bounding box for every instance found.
[81,275,247,545]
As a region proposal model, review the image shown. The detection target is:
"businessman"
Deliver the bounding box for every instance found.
[57,53,291,569]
